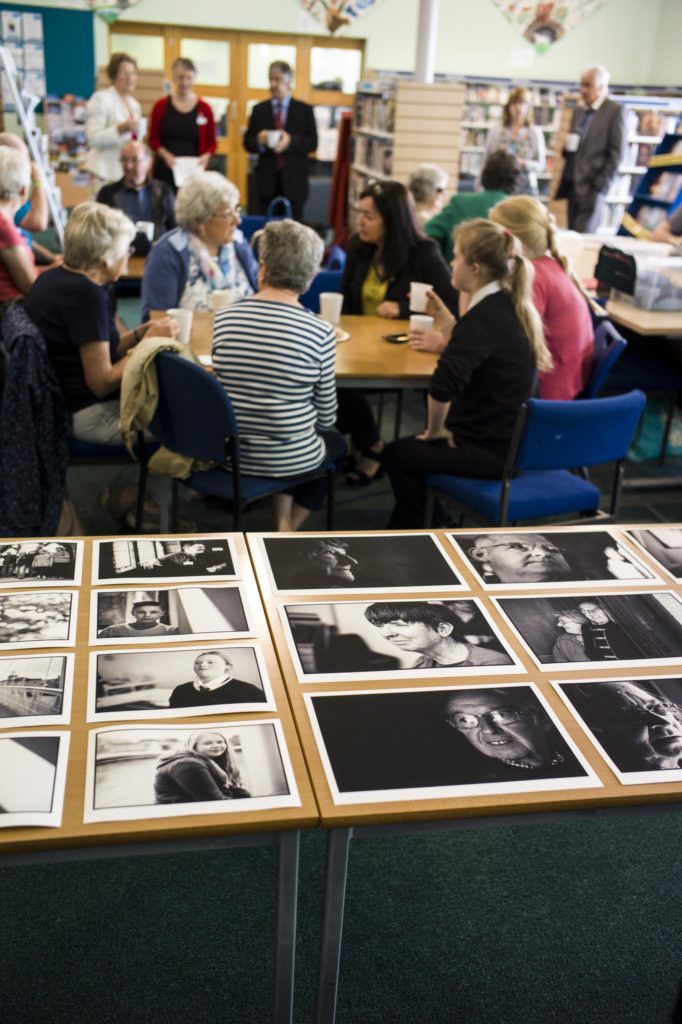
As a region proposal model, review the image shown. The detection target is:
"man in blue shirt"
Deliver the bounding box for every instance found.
[96,140,175,255]
[243,60,318,221]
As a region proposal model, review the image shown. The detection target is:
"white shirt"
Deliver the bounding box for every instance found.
[84,85,141,182]
[193,672,232,692]
[467,280,502,311]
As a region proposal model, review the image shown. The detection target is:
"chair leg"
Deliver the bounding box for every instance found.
[134,462,148,533]
[424,488,435,527]
[326,471,336,530]
[659,395,675,466]
[233,504,241,532]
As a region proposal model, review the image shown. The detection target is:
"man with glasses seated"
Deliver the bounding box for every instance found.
[141,172,258,319]
[444,688,570,776]
[96,140,175,257]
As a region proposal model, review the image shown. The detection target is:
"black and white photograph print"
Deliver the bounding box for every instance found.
[87,645,275,722]
[553,677,682,784]
[626,527,682,581]
[0,732,70,828]
[90,585,254,646]
[83,722,300,822]
[256,532,465,593]
[0,541,82,588]
[449,528,656,589]
[0,591,78,650]
[0,655,73,727]
[93,536,238,585]
[280,598,522,682]
[495,591,682,670]
[304,683,600,804]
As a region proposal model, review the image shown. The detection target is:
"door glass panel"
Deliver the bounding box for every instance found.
[310,47,361,93]
[202,96,229,138]
[247,44,296,89]
[110,32,164,70]
[178,38,230,86]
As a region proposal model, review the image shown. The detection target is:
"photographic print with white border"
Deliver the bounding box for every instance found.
[0,540,83,589]
[493,590,682,671]
[447,527,657,590]
[279,597,524,683]
[92,536,239,586]
[552,676,682,785]
[0,731,70,828]
[87,644,276,722]
[89,584,256,646]
[83,720,300,823]
[304,682,601,805]
[255,532,467,594]
[624,527,682,582]
[0,654,74,727]
[0,590,78,650]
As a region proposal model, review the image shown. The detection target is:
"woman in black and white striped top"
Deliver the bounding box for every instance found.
[212,219,346,531]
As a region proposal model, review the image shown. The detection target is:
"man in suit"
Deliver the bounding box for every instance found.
[243,60,318,222]
[555,65,626,233]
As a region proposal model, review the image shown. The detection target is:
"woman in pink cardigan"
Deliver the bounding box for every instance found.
[149,57,216,190]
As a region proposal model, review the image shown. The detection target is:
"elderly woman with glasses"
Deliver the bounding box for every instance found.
[212,219,346,532]
[141,171,258,319]
[407,164,449,224]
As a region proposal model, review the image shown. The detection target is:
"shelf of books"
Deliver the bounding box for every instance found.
[620,132,682,239]
[549,94,682,233]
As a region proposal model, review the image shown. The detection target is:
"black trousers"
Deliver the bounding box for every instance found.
[281,429,347,511]
[384,435,507,528]
[336,389,381,453]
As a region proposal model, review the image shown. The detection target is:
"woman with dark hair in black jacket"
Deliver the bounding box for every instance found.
[338,179,458,485]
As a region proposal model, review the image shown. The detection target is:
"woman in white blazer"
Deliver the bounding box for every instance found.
[85,53,142,183]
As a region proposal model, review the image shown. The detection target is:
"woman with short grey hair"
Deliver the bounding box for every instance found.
[141,172,258,318]
[212,218,345,531]
[408,163,448,224]
[0,146,36,313]
[25,201,177,522]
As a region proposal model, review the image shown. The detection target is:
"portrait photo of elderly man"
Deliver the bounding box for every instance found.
[453,530,652,587]
[556,678,682,778]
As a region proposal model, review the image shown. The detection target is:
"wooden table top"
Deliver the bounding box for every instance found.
[123,256,146,280]
[155,310,439,383]
[606,298,682,337]
[0,533,318,856]
[247,525,682,828]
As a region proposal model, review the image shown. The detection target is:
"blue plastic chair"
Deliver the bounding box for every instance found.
[579,319,628,399]
[240,196,294,241]
[140,352,338,531]
[324,244,347,271]
[300,270,344,314]
[424,390,646,527]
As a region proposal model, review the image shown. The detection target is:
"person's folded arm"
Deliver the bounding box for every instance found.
[168,761,230,801]
[19,165,49,232]
[0,244,37,295]
[79,340,127,398]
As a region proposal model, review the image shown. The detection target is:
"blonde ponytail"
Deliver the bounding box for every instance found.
[546,219,603,317]
[508,252,553,372]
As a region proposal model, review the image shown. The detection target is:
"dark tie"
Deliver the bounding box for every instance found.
[578,107,594,138]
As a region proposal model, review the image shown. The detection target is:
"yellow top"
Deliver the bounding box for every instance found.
[361,265,388,316]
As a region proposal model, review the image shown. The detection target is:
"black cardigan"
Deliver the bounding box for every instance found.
[430,289,536,453]
[341,234,459,318]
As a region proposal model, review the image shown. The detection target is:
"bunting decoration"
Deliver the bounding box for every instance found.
[298,0,384,35]
[492,1,613,54]
[84,0,141,25]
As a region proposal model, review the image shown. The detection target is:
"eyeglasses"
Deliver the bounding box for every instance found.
[618,698,680,719]
[212,205,242,221]
[478,541,565,556]
[448,708,528,730]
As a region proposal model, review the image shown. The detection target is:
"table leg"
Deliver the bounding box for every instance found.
[273,829,300,1024]
[315,827,353,1024]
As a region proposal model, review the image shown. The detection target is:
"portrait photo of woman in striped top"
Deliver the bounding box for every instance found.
[211,219,346,531]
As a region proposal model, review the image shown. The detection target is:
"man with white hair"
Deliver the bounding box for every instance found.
[555,64,626,232]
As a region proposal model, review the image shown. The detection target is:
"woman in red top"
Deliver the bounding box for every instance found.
[490,195,595,400]
[149,57,217,190]
[0,146,36,316]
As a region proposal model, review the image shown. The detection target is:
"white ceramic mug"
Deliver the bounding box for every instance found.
[319,292,344,325]
[211,289,234,311]
[135,220,154,242]
[266,129,282,149]
[409,314,434,333]
[166,307,193,345]
[410,281,431,313]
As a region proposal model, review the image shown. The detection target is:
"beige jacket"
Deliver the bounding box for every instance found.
[120,336,213,478]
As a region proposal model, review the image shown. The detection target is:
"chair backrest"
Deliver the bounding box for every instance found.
[149,351,238,464]
[510,390,646,472]
[580,319,628,398]
[324,244,347,271]
[266,196,293,219]
[240,215,266,241]
[300,270,344,313]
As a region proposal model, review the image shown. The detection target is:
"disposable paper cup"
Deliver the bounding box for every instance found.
[135,220,154,242]
[319,292,343,326]
[211,289,234,311]
[136,116,148,139]
[266,129,282,148]
[166,307,193,345]
[409,314,434,333]
[409,281,431,313]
